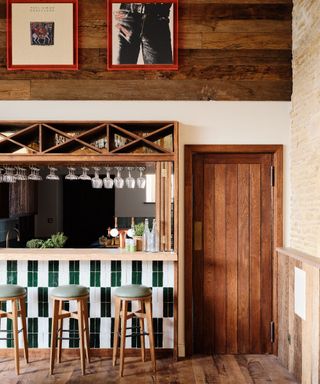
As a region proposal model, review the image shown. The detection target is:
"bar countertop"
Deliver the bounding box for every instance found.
[0,248,178,261]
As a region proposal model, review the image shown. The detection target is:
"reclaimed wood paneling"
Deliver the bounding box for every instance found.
[0,0,292,100]
[277,248,320,384]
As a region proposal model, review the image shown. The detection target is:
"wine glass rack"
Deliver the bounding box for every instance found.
[0,121,178,163]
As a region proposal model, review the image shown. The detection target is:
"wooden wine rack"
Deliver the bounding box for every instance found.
[0,121,178,164]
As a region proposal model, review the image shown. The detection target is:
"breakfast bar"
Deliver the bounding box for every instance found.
[0,249,177,352]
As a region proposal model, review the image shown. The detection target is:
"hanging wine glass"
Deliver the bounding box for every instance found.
[136,167,146,188]
[125,167,135,189]
[0,168,3,183]
[78,167,91,181]
[103,167,114,189]
[20,168,28,181]
[92,167,103,189]
[114,167,124,189]
[29,167,42,181]
[46,167,60,181]
[65,167,78,180]
[4,166,16,183]
[14,167,22,181]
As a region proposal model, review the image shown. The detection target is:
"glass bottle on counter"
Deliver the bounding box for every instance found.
[150,219,159,252]
[142,218,150,252]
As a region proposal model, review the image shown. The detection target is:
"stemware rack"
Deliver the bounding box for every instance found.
[0,121,177,163]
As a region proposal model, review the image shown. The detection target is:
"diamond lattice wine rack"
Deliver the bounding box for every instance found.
[0,121,178,164]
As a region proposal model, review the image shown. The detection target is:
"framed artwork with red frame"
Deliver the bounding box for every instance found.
[107,0,178,71]
[7,0,78,70]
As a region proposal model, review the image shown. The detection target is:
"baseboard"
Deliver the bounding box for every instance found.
[0,348,173,359]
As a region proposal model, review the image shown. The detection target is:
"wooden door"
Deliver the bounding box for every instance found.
[193,153,273,354]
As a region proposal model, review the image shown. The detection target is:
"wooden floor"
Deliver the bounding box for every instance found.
[0,354,297,383]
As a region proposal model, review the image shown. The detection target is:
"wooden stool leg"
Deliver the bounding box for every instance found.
[145,298,156,373]
[19,296,29,364]
[82,298,90,363]
[119,299,128,377]
[112,296,121,367]
[139,301,145,362]
[57,301,63,363]
[50,299,59,375]
[12,298,20,375]
[77,299,86,375]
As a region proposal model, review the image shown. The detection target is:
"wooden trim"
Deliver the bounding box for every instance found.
[277,247,320,270]
[0,249,178,261]
[184,144,283,357]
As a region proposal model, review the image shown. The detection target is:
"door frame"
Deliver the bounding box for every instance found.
[184,145,283,356]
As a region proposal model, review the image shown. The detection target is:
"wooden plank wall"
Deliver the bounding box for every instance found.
[278,251,320,384]
[0,0,292,100]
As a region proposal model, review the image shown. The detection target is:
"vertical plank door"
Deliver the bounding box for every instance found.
[193,153,273,354]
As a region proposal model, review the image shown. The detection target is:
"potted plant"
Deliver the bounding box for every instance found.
[134,222,144,251]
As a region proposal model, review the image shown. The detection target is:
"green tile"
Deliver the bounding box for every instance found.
[28,261,38,287]
[132,261,142,285]
[38,287,48,317]
[7,260,17,284]
[152,261,163,287]
[48,318,52,347]
[90,318,100,348]
[28,318,38,348]
[90,261,101,287]
[111,261,121,287]
[6,319,13,348]
[153,318,163,348]
[131,317,141,348]
[48,261,59,287]
[100,287,111,317]
[69,261,80,284]
[163,287,174,317]
[70,318,79,348]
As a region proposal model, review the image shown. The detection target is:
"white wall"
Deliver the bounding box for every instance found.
[0,100,291,355]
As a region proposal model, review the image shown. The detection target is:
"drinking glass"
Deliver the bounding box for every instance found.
[65,167,78,180]
[78,167,91,181]
[15,167,28,181]
[114,167,124,189]
[46,167,60,180]
[92,167,103,189]
[136,167,146,188]
[0,168,3,183]
[125,167,135,189]
[28,167,42,181]
[3,167,16,183]
[103,167,114,189]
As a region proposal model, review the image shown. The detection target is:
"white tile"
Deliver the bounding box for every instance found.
[100,318,110,348]
[17,261,27,287]
[142,261,152,287]
[59,261,69,285]
[80,261,90,287]
[152,288,163,318]
[27,288,38,317]
[38,261,48,287]
[101,261,111,287]
[0,261,6,284]
[90,287,101,318]
[121,261,132,285]
[38,318,49,348]
[162,318,174,348]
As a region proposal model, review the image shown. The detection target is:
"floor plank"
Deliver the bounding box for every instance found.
[0,354,298,383]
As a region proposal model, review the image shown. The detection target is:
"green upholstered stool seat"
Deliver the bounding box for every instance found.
[114,284,152,298]
[0,284,26,298]
[51,285,89,298]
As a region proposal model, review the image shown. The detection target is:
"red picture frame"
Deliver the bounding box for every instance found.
[107,0,178,71]
[7,0,78,71]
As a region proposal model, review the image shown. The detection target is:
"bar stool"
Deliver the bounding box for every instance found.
[50,285,90,375]
[0,284,28,375]
[112,284,156,377]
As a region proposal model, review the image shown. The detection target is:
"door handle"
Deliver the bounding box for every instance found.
[194,221,202,251]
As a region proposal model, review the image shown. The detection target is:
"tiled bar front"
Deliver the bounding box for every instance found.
[0,260,174,349]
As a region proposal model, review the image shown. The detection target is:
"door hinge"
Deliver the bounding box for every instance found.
[271,166,275,187]
[270,321,275,343]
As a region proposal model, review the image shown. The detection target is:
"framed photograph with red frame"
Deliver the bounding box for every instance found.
[107,0,178,71]
[7,0,78,70]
